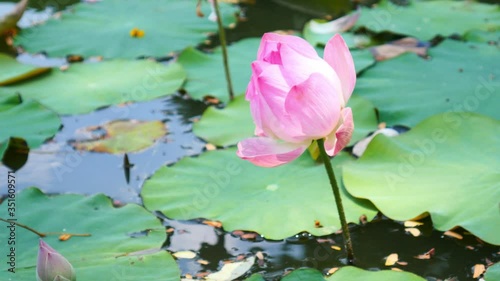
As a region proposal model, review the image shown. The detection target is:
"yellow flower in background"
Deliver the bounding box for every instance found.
[129,28,145,38]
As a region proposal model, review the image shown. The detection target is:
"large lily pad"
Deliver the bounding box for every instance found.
[355,0,500,40]
[0,53,50,86]
[0,60,186,115]
[73,120,167,154]
[0,93,60,159]
[192,95,253,147]
[0,188,179,280]
[464,30,500,44]
[343,112,500,245]
[326,267,425,281]
[193,94,378,147]
[245,267,425,280]
[142,149,377,239]
[485,263,500,281]
[177,38,261,103]
[14,0,239,59]
[303,24,360,49]
[354,40,500,127]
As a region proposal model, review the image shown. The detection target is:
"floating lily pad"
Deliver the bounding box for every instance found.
[0,188,179,280]
[303,24,359,48]
[14,0,239,59]
[464,30,500,44]
[142,149,377,239]
[73,120,167,154]
[0,60,186,115]
[355,0,499,40]
[178,38,261,103]
[0,93,60,159]
[485,263,500,281]
[355,40,500,127]
[245,267,426,280]
[343,112,500,245]
[192,95,252,147]
[0,53,50,86]
[326,266,426,281]
[193,94,378,147]
[350,49,375,73]
[282,268,325,280]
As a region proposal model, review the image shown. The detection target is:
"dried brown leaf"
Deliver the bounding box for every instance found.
[444,230,463,240]
[385,253,398,266]
[472,264,485,278]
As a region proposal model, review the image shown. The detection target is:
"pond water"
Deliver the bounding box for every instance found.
[0,0,499,280]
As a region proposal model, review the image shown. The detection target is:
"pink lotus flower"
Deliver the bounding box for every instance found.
[237,33,356,167]
[37,239,76,281]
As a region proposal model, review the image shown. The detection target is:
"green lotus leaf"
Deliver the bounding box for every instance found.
[73,120,167,154]
[0,53,50,86]
[326,266,426,281]
[0,60,186,115]
[141,149,377,240]
[464,30,500,44]
[303,23,359,48]
[282,268,325,281]
[245,267,426,280]
[343,112,500,245]
[355,0,499,40]
[193,94,378,147]
[355,40,500,127]
[14,0,239,59]
[350,49,375,74]
[192,95,252,147]
[0,93,60,159]
[177,38,261,103]
[0,188,179,280]
[485,263,500,281]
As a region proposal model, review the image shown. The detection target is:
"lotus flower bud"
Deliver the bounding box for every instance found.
[37,239,76,281]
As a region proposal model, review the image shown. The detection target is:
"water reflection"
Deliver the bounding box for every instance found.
[0,95,207,203]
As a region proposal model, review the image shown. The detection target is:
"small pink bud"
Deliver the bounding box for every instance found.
[37,239,76,281]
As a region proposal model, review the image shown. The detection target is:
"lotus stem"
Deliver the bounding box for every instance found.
[0,218,91,238]
[316,138,355,264]
[213,0,235,101]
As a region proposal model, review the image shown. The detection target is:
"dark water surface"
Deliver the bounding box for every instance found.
[1,0,499,280]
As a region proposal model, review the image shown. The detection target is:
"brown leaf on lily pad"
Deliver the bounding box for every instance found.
[73,120,166,154]
[371,37,428,61]
[308,11,360,35]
